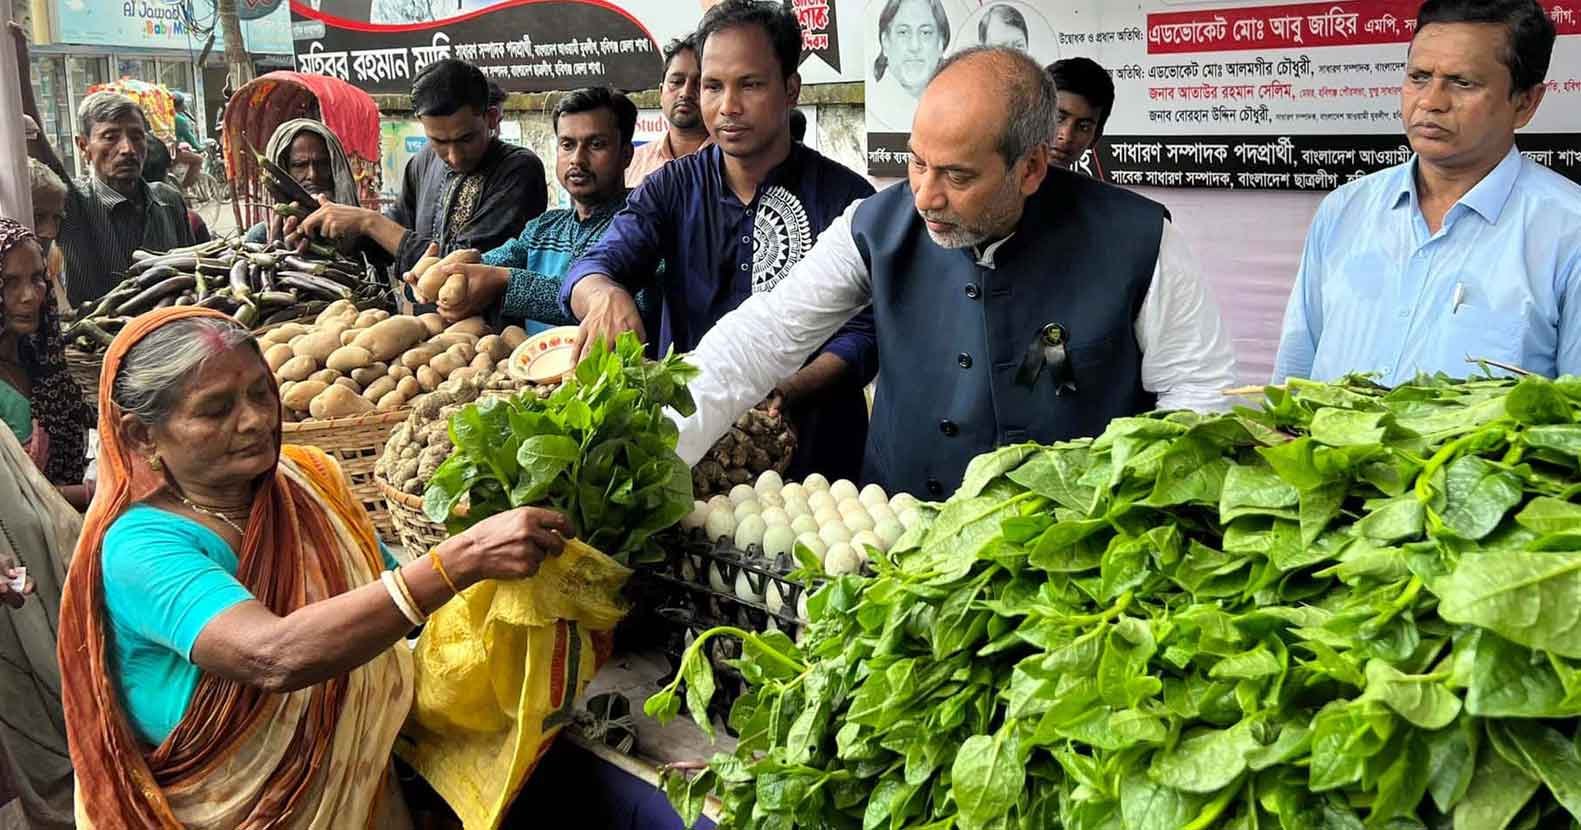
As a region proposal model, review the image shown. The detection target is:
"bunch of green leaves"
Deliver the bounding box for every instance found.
[647,373,1581,829]
[423,332,698,562]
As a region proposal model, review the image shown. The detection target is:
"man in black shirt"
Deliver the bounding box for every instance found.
[294,59,546,278]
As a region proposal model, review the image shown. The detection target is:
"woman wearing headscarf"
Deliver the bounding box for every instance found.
[244,118,361,245]
[56,306,573,827]
[0,220,93,508]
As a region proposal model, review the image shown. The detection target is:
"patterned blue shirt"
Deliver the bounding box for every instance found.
[1274,146,1581,385]
[484,197,623,334]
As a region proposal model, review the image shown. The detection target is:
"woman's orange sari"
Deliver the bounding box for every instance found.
[56,307,414,828]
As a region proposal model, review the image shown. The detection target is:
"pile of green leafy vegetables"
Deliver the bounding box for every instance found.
[648,374,1581,829]
[424,332,697,562]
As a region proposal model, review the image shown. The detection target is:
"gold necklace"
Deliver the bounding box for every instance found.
[177,495,250,536]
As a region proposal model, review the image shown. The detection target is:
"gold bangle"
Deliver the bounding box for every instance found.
[429,548,462,596]
[391,566,427,622]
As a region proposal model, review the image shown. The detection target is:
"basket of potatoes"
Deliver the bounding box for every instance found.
[258,300,526,542]
[374,366,549,553]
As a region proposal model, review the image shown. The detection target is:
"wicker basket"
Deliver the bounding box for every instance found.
[378,476,450,554]
[282,410,409,541]
[65,348,104,411]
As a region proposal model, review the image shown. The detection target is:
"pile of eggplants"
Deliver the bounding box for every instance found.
[63,237,395,352]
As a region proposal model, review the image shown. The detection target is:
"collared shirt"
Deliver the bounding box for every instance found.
[670,201,1237,467]
[625,130,711,188]
[384,139,548,277]
[482,196,626,334]
[564,143,878,376]
[1274,146,1581,385]
[60,176,195,306]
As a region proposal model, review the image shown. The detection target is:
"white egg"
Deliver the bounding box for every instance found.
[791,514,819,536]
[819,523,852,546]
[763,525,798,558]
[899,508,923,530]
[844,513,876,534]
[829,479,859,503]
[729,483,758,505]
[824,542,862,575]
[890,492,920,513]
[757,490,785,509]
[755,470,784,493]
[875,518,905,549]
[734,568,764,602]
[781,496,810,517]
[765,580,787,615]
[795,532,828,562]
[807,490,837,513]
[735,515,768,549]
[734,499,763,521]
[837,497,868,516]
[851,531,885,561]
[797,591,810,621]
[761,507,791,527]
[802,473,830,492]
[705,509,737,542]
[708,494,734,514]
[866,502,896,524]
[681,500,710,530]
[859,483,889,507]
[707,561,730,593]
[781,482,806,503]
[813,506,843,527]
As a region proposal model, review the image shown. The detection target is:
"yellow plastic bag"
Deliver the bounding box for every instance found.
[396,539,631,829]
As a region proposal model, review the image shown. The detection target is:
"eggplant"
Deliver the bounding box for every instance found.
[278,271,352,300]
[232,301,259,327]
[228,260,252,299]
[118,275,197,315]
[198,294,240,313]
[68,319,114,348]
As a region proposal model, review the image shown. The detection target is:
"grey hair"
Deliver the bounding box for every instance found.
[930,45,1057,168]
[112,317,257,425]
[27,159,66,200]
[77,91,147,139]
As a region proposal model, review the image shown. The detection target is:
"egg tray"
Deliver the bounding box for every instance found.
[625,528,820,723]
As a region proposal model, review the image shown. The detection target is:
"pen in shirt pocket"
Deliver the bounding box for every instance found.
[1450,282,1466,315]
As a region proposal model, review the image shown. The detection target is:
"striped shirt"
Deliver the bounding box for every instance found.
[482,196,625,334]
[60,176,194,306]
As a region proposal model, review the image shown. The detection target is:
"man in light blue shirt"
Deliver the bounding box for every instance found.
[1274,0,1581,385]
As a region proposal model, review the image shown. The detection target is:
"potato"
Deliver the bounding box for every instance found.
[445,316,490,337]
[376,390,409,412]
[283,380,327,411]
[418,312,446,337]
[326,345,374,373]
[426,333,477,351]
[308,368,341,385]
[429,352,464,377]
[333,376,362,393]
[500,325,528,349]
[416,269,448,304]
[416,365,443,392]
[264,343,295,372]
[338,328,361,346]
[353,316,429,363]
[396,376,421,399]
[279,380,297,401]
[352,309,388,329]
[315,299,358,326]
[445,341,476,364]
[361,376,397,402]
[265,322,308,343]
[290,329,344,363]
[277,355,319,382]
[388,365,413,382]
[476,334,512,362]
[400,343,444,370]
[448,366,479,386]
[310,384,375,420]
[470,352,496,373]
[350,364,388,388]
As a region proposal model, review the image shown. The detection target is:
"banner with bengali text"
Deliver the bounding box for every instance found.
[866,0,1581,189]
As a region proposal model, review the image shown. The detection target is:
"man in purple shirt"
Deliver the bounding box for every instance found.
[562,0,877,482]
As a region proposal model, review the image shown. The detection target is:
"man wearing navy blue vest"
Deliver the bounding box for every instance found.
[668,46,1237,499]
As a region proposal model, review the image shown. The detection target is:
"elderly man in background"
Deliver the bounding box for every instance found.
[669,47,1235,499]
[56,92,194,306]
[245,119,361,244]
[1046,57,1115,171]
[627,34,711,187]
[28,158,71,311]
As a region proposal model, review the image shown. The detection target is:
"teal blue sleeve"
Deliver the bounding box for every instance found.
[378,538,403,571]
[102,511,255,661]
